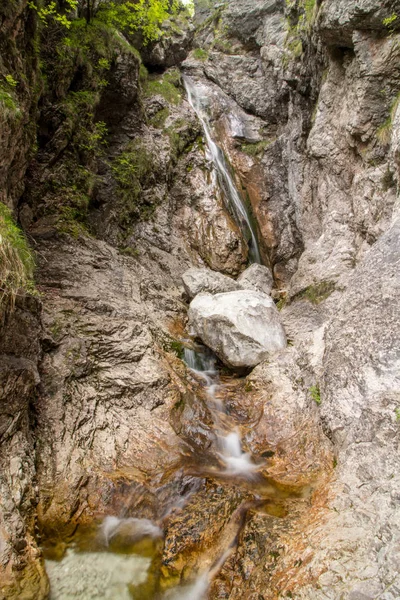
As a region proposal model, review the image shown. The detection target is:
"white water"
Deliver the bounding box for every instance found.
[219,430,258,477]
[101,515,163,546]
[183,76,262,264]
[184,347,257,479]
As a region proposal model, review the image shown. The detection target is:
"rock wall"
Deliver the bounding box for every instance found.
[187,0,400,597]
[1,0,400,598]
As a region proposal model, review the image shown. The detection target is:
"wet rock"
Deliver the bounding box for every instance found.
[188,290,287,368]
[237,263,274,295]
[0,295,49,599]
[182,267,239,299]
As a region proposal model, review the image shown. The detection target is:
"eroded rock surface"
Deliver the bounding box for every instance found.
[237,263,273,296]
[182,267,239,299]
[188,290,287,368]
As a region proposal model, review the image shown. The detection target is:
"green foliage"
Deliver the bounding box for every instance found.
[119,246,140,257]
[0,203,36,311]
[4,74,18,88]
[149,107,169,128]
[95,0,183,43]
[383,13,398,28]
[193,47,208,60]
[111,140,159,223]
[0,84,20,116]
[164,118,195,159]
[300,280,335,304]
[304,0,316,23]
[28,0,78,29]
[30,0,186,41]
[56,205,90,237]
[395,408,400,422]
[309,385,321,405]
[168,339,184,358]
[143,70,182,105]
[0,74,21,118]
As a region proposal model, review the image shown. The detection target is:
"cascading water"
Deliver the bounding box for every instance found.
[183,347,258,479]
[183,76,262,264]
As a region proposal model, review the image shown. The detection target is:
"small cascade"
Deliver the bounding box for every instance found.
[183,346,258,480]
[183,76,262,264]
[101,516,163,547]
[218,431,258,478]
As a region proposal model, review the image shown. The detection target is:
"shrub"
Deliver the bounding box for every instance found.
[111,140,159,223]
[0,203,35,311]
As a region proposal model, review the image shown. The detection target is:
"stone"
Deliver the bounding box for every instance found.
[237,263,274,295]
[182,267,239,299]
[188,290,287,368]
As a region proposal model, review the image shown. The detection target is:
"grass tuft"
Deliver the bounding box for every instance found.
[0,203,35,311]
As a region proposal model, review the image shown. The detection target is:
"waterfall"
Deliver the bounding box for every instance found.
[183,76,262,264]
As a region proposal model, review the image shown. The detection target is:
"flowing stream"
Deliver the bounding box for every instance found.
[44,79,274,600]
[183,75,262,264]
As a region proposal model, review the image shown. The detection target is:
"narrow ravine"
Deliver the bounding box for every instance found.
[43,81,282,600]
[183,76,262,265]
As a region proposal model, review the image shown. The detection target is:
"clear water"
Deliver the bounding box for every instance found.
[183,76,262,264]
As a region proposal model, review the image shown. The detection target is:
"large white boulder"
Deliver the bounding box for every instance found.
[188,290,287,368]
[237,263,273,295]
[182,267,239,299]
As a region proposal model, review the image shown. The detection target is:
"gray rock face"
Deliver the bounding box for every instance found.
[182,267,239,299]
[237,263,273,295]
[188,290,287,368]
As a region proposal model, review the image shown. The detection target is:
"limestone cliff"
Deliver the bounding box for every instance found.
[0,0,400,599]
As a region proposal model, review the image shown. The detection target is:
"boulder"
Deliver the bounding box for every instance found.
[237,263,273,295]
[188,290,287,368]
[182,267,239,299]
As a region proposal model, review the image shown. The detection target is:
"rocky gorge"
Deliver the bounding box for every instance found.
[0,0,400,599]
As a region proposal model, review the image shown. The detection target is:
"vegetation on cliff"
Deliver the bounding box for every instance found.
[0,203,35,310]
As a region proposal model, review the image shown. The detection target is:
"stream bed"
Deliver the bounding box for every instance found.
[43,344,300,599]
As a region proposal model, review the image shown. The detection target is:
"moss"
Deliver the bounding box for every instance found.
[164,118,196,160]
[119,246,140,257]
[169,340,184,358]
[111,139,159,224]
[143,70,182,105]
[55,206,90,238]
[276,296,287,311]
[304,0,316,23]
[212,37,234,54]
[0,83,21,118]
[139,64,149,83]
[300,280,335,304]
[241,139,273,158]
[149,107,170,128]
[0,203,36,311]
